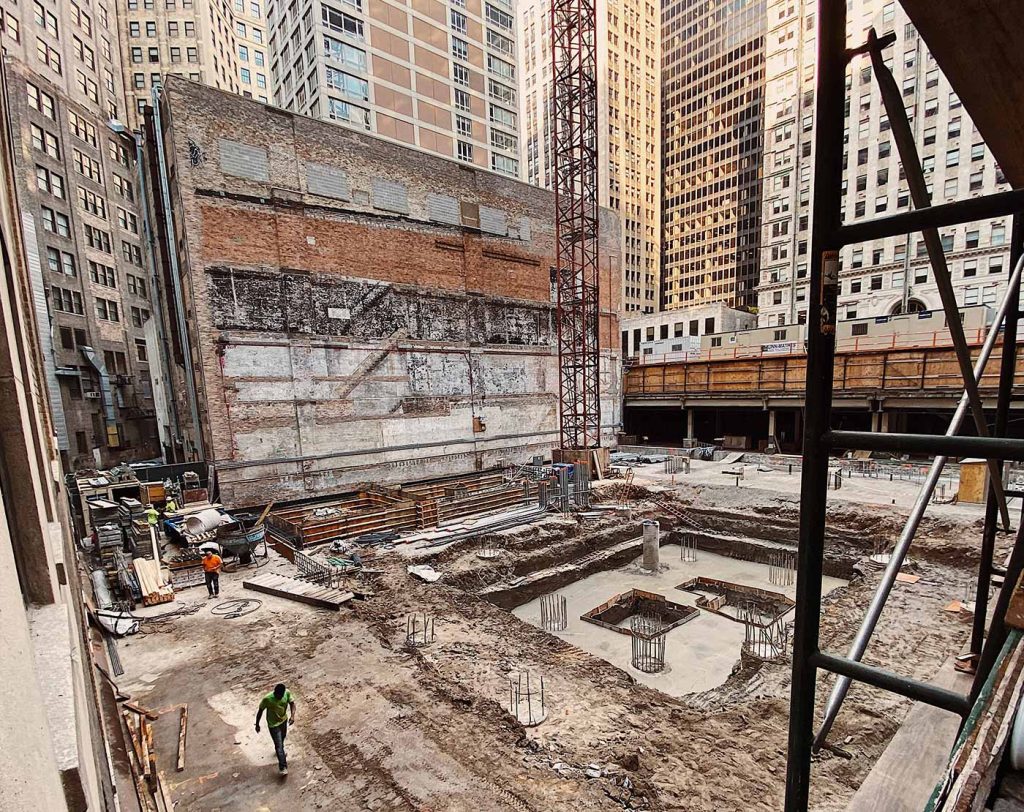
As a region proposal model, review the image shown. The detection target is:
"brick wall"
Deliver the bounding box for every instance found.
[158,78,621,505]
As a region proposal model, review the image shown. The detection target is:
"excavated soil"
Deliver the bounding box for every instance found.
[113,477,996,811]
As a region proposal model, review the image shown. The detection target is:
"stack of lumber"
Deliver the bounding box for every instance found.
[96,522,123,582]
[122,701,187,812]
[133,558,174,606]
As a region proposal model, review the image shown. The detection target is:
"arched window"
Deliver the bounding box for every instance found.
[890,298,927,316]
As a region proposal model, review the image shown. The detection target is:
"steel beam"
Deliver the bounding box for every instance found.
[834,188,1024,246]
[867,29,1009,528]
[811,653,971,717]
[825,431,1024,460]
[783,0,846,807]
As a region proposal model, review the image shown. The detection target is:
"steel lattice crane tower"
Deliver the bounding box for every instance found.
[551,0,601,451]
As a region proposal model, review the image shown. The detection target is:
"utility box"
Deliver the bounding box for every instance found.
[957,459,988,504]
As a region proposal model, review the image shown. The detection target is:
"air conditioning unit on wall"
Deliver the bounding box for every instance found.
[84,391,101,399]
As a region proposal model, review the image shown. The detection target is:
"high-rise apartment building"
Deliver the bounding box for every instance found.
[756,0,1011,327]
[266,0,521,177]
[232,0,273,102]
[518,0,661,314]
[116,0,240,125]
[660,0,766,312]
[0,0,161,468]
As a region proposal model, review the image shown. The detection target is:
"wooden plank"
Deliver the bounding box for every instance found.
[124,700,158,720]
[1005,569,1024,630]
[177,705,187,772]
[243,574,351,609]
[140,718,152,779]
[847,656,971,812]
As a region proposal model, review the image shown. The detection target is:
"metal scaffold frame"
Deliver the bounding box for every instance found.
[784,4,1024,810]
[551,0,601,450]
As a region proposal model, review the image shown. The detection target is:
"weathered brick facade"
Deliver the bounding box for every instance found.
[157,78,621,505]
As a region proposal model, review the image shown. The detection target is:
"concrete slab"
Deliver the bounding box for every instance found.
[513,546,846,696]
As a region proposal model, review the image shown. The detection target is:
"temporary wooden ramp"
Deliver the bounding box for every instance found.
[242,572,353,610]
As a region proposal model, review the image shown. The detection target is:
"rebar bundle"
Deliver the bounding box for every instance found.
[540,593,568,631]
[405,612,435,648]
[680,533,697,562]
[744,617,791,660]
[508,672,546,726]
[768,550,796,586]
[630,613,667,673]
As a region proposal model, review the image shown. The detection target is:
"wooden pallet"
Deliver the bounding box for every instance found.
[242,572,353,610]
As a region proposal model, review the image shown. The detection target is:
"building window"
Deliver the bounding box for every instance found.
[484,2,513,30]
[30,124,60,158]
[41,207,70,237]
[455,114,472,137]
[486,54,515,80]
[126,274,148,297]
[84,225,111,252]
[454,88,470,112]
[35,166,65,199]
[457,140,473,162]
[241,68,251,84]
[325,67,368,100]
[451,36,468,60]
[491,154,517,176]
[453,63,470,86]
[135,337,148,361]
[77,187,106,218]
[95,298,120,322]
[50,285,84,315]
[89,261,117,288]
[27,82,55,118]
[449,9,467,33]
[323,35,366,70]
[130,306,150,327]
[326,97,370,129]
[870,275,883,291]
[322,7,362,37]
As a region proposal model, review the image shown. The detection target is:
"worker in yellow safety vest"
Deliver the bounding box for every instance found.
[144,504,159,526]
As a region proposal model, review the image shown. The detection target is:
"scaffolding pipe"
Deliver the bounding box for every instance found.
[813,249,1024,752]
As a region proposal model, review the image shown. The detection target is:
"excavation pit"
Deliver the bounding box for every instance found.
[580,588,699,636]
[512,545,846,696]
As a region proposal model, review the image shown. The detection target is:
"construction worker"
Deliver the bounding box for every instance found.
[164,497,177,513]
[144,503,159,526]
[201,549,222,598]
[255,683,295,775]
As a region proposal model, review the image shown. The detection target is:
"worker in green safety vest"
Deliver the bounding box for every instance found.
[145,504,159,526]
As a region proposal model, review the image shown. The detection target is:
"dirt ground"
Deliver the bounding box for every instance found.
[108,468,1012,811]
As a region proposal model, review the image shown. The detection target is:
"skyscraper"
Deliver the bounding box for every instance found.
[116,0,242,126]
[267,0,521,177]
[755,0,1012,327]
[518,0,661,314]
[660,0,766,311]
[0,0,161,467]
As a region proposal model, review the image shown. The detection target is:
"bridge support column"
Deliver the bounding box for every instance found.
[685,407,695,441]
[880,411,891,433]
[871,411,881,433]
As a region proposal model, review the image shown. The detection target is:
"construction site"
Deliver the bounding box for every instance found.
[8,0,1024,811]
[90,455,1006,811]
